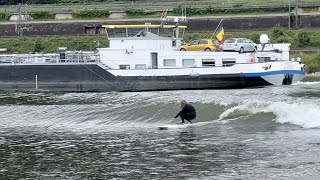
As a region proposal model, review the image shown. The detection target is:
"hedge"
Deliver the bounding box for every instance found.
[31,11,55,20]
[0,12,9,21]
[73,9,110,18]
[125,9,155,17]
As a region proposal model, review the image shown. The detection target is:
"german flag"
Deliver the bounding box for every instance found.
[214,20,225,44]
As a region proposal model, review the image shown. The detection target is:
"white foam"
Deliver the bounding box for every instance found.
[219,101,320,128]
[293,81,320,85]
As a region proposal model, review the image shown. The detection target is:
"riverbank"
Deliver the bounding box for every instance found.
[303,73,320,81]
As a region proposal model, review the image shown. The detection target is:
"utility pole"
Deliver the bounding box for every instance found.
[16,3,28,37]
[288,1,291,31]
[295,3,299,28]
[17,3,22,36]
[16,3,23,36]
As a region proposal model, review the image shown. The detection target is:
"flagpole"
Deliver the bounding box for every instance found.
[214,19,223,34]
[212,19,223,39]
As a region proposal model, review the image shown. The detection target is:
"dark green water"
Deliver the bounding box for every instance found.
[1,81,320,179]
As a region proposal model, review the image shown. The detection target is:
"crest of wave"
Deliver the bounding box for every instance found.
[219,101,320,128]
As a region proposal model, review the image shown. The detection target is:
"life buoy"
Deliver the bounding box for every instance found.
[249,58,255,63]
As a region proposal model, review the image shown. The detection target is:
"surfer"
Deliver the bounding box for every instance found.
[173,100,196,124]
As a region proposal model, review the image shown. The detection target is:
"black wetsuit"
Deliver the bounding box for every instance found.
[174,104,197,123]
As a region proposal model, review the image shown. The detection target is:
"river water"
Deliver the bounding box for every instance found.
[1,80,320,179]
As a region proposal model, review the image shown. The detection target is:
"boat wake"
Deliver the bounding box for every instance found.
[219,101,320,129]
[1,87,320,133]
[293,81,320,86]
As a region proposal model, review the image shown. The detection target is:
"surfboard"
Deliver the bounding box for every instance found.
[157,126,169,130]
[157,123,190,130]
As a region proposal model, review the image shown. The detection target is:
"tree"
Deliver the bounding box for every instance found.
[33,37,44,52]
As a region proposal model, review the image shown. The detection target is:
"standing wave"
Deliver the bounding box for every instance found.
[219,101,320,128]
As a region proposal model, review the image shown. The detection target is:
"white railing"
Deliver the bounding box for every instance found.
[0,51,100,64]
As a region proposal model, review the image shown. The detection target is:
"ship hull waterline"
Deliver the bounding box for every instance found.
[0,64,303,92]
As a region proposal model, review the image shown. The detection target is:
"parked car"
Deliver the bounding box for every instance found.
[222,38,257,53]
[179,39,219,52]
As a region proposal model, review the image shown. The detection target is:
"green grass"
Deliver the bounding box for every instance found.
[1,0,319,13]
[0,35,108,53]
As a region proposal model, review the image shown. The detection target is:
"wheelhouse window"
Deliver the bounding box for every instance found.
[202,59,215,67]
[135,64,147,69]
[172,40,176,47]
[119,64,130,69]
[163,59,176,67]
[182,59,195,68]
[257,57,271,62]
[222,58,236,66]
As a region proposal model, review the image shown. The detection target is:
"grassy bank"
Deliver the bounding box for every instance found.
[0,35,108,53]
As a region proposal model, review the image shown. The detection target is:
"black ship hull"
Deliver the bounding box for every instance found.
[0,64,271,92]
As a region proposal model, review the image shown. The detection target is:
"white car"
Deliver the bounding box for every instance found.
[222,38,257,53]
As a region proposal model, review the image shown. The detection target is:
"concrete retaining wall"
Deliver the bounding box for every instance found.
[1,14,320,37]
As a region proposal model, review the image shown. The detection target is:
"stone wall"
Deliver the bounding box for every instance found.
[1,14,320,37]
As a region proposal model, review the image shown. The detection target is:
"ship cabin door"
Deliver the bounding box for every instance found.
[151,52,158,69]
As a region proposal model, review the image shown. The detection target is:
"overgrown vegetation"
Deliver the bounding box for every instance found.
[0,35,108,53]
[173,5,288,16]
[0,11,9,21]
[125,9,155,17]
[73,9,110,18]
[31,11,55,20]
[288,51,319,74]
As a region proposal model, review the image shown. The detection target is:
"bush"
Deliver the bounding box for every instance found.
[305,53,320,73]
[0,11,8,21]
[310,33,320,47]
[296,30,311,48]
[306,63,320,74]
[275,35,294,44]
[270,24,285,39]
[34,36,44,52]
[73,9,110,18]
[31,11,54,19]
[248,32,260,43]
[125,9,155,17]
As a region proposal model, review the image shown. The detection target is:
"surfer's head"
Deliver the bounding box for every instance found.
[180,100,188,107]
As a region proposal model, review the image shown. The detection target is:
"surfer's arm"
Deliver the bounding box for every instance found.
[174,111,181,118]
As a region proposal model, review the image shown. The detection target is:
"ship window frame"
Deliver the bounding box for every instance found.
[119,64,130,69]
[257,57,271,62]
[222,58,236,67]
[202,59,215,67]
[163,59,176,67]
[135,64,147,69]
[182,59,195,68]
